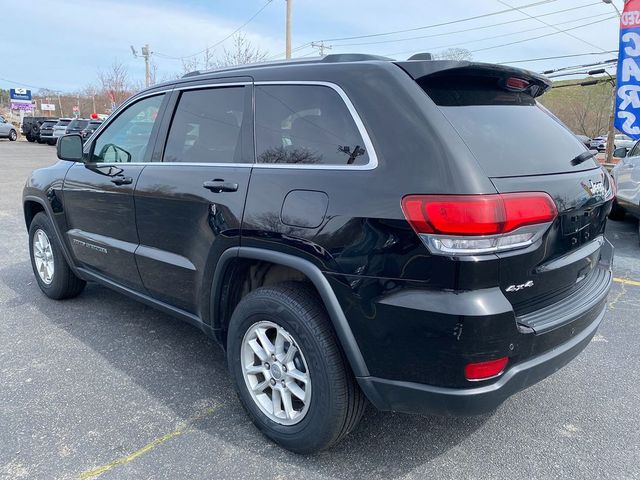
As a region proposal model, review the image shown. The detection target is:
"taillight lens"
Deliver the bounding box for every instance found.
[465,357,509,381]
[401,193,557,255]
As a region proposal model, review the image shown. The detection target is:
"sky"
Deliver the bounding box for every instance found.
[0,0,625,93]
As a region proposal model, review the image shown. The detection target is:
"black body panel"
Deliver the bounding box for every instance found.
[22,57,614,417]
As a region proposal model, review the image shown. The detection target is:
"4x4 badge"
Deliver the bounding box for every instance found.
[505,280,534,292]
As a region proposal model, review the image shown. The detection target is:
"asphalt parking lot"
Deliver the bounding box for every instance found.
[1,141,639,480]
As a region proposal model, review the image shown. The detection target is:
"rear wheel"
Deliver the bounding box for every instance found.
[227,282,365,453]
[28,212,85,299]
[9,130,17,141]
[609,199,626,220]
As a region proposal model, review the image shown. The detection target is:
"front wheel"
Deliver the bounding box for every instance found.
[9,130,17,141]
[28,212,86,299]
[227,283,365,453]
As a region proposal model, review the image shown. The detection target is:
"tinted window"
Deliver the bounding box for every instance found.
[68,119,89,129]
[164,87,246,163]
[255,85,369,166]
[57,120,71,127]
[419,75,598,176]
[630,142,640,157]
[88,121,102,127]
[92,94,164,163]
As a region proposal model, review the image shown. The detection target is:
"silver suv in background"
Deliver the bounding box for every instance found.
[52,119,73,142]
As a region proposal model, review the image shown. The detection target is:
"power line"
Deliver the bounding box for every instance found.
[0,77,52,91]
[381,14,616,58]
[313,0,559,43]
[495,0,607,52]
[155,0,275,61]
[469,15,617,53]
[499,50,618,64]
[329,1,602,48]
[542,58,617,75]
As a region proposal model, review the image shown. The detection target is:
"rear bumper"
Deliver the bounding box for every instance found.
[357,304,605,416]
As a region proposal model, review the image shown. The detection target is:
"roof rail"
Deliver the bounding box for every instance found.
[180,53,394,79]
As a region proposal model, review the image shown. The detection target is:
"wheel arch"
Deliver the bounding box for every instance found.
[23,195,82,278]
[211,247,370,377]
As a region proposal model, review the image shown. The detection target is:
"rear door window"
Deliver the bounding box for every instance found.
[255,84,369,166]
[418,74,598,177]
[163,86,247,163]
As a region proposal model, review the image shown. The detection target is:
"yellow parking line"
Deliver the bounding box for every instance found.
[79,406,218,480]
[613,277,640,287]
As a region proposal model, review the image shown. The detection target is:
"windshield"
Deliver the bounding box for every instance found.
[419,75,599,177]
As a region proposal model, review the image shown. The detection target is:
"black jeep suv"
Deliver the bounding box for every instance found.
[23,54,614,453]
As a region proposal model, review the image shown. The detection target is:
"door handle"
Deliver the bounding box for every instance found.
[203,180,239,193]
[111,176,133,185]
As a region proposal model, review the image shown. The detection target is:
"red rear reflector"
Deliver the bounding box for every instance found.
[465,357,509,381]
[401,193,557,236]
[505,77,530,91]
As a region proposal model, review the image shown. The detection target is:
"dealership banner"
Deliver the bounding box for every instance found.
[616,0,640,138]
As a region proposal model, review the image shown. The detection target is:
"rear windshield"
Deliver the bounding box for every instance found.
[419,75,598,177]
[89,121,102,127]
[57,120,71,126]
[42,121,56,127]
[68,120,89,129]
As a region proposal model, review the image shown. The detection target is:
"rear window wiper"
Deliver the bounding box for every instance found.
[571,151,595,166]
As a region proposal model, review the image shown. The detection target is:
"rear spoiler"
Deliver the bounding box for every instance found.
[394,60,552,98]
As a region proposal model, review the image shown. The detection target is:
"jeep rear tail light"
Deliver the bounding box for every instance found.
[401,193,557,255]
[465,357,509,381]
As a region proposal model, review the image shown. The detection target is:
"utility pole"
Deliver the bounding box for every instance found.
[285,0,292,59]
[311,41,332,56]
[131,44,152,88]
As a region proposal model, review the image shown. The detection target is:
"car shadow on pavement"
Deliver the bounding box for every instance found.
[1,260,490,479]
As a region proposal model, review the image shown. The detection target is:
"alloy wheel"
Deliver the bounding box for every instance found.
[33,229,54,284]
[240,320,311,425]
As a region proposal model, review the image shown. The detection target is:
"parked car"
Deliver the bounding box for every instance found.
[590,133,635,152]
[38,120,59,145]
[0,115,17,141]
[51,118,72,142]
[610,143,640,240]
[23,54,615,453]
[80,120,102,139]
[575,134,591,149]
[21,116,52,142]
[590,136,607,151]
[65,119,90,135]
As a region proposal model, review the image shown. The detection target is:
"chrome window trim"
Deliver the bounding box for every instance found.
[175,82,251,90]
[84,81,379,171]
[252,81,378,171]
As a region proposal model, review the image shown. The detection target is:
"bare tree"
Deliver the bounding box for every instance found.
[97,61,132,106]
[433,48,473,61]
[539,81,613,138]
[216,32,268,68]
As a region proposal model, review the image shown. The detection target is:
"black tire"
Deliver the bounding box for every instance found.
[9,129,17,141]
[28,212,86,300]
[37,138,45,144]
[47,139,56,146]
[227,282,366,453]
[609,199,626,220]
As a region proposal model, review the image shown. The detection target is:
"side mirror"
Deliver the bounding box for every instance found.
[613,147,628,159]
[57,134,84,162]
